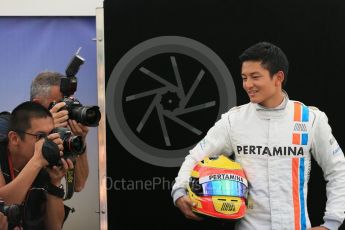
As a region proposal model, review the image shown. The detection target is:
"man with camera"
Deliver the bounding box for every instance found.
[30,71,91,192]
[0,101,73,229]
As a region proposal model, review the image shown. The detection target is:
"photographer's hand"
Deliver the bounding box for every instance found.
[47,158,74,186]
[45,133,68,185]
[48,132,64,156]
[68,120,89,140]
[68,120,89,192]
[50,102,69,128]
[45,159,72,230]
[32,134,62,168]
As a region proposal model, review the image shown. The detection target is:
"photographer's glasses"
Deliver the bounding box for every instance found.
[15,130,48,141]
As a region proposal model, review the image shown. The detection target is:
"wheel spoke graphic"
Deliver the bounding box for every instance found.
[173,101,216,116]
[139,67,177,90]
[157,105,171,146]
[179,69,205,109]
[107,36,236,166]
[133,59,209,144]
[126,87,166,102]
[163,111,202,135]
[170,56,185,97]
[136,95,160,133]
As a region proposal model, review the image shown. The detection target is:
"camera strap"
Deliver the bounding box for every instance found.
[7,150,16,180]
[64,168,75,200]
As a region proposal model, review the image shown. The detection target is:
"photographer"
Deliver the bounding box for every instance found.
[0,101,73,230]
[30,71,89,192]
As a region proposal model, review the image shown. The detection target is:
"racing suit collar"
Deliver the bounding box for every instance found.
[253,90,289,119]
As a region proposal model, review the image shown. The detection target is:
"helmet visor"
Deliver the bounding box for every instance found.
[201,180,248,198]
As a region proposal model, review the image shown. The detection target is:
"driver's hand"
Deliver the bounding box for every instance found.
[176,195,203,221]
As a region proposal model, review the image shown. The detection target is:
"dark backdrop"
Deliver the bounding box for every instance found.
[104,0,345,229]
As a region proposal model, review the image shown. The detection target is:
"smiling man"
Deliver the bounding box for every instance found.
[172,42,345,230]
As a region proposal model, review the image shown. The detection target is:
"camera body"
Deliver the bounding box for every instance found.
[55,127,85,157]
[0,200,21,225]
[50,97,101,127]
[51,48,101,127]
[42,127,85,167]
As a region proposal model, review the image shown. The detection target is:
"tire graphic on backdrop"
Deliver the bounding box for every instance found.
[106,36,236,167]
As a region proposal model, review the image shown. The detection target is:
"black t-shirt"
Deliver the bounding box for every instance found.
[0,141,47,230]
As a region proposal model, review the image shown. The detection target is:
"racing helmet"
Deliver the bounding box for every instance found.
[188,155,248,220]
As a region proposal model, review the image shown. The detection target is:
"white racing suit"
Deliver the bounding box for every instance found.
[172,96,345,230]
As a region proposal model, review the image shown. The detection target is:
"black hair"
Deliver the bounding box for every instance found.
[239,42,289,86]
[9,101,52,140]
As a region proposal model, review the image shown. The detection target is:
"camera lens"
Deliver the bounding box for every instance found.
[66,136,84,154]
[85,108,101,124]
[70,106,101,127]
[53,127,85,158]
[0,200,21,225]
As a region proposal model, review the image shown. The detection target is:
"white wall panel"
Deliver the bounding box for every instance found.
[0,0,102,16]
